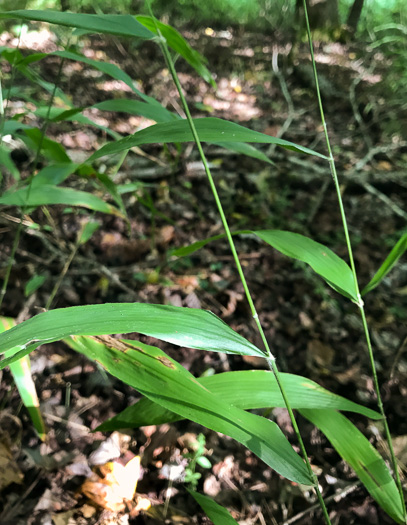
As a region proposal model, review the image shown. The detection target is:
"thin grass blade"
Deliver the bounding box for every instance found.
[0,317,46,440]
[362,232,407,295]
[300,408,405,524]
[187,489,239,524]
[0,185,123,216]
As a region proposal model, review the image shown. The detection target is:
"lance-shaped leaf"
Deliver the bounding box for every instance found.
[85,118,328,164]
[187,490,239,525]
[52,49,161,106]
[10,48,272,165]
[300,409,405,524]
[0,318,46,440]
[173,230,357,301]
[254,230,357,301]
[20,128,70,163]
[65,335,312,485]
[0,303,265,366]
[97,370,380,431]
[0,185,123,216]
[0,10,154,40]
[43,101,272,165]
[362,232,407,296]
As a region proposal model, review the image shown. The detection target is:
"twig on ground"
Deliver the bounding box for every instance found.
[283,482,361,525]
[267,46,304,157]
[354,141,407,171]
[361,181,407,220]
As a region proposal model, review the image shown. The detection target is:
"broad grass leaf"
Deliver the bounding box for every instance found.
[19,128,70,163]
[53,50,162,106]
[0,145,19,180]
[172,230,357,301]
[217,141,273,164]
[254,230,357,301]
[300,409,405,524]
[0,185,122,216]
[136,16,215,87]
[43,101,272,164]
[97,370,380,431]
[15,48,158,108]
[362,232,407,295]
[0,303,265,364]
[15,47,270,165]
[0,317,46,440]
[93,99,177,123]
[31,163,77,188]
[2,120,32,134]
[86,118,327,164]
[65,335,312,485]
[187,490,239,524]
[0,11,154,39]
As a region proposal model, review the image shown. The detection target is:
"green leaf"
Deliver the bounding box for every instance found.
[173,230,357,301]
[97,370,380,431]
[65,335,312,485]
[254,230,357,301]
[93,99,177,123]
[0,317,46,440]
[0,10,154,39]
[52,50,162,106]
[0,185,122,216]
[85,118,328,164]
[300,409,405,524]
[41,101,272,164]
[19,128,70,163]
[0,303,265,364]
[31,163,77,188]
[1,119,32,134]
[79,221,100,245]
[25,274,47,297]
[136,15,215,87]
[187,490,239,525]
[0,145,19,180]
[217,141,274,165]
[362,232,407,296]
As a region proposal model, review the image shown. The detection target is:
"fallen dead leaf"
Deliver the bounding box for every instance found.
[80,456,143,512]
[307,339,335,371]
[0,437,23,490]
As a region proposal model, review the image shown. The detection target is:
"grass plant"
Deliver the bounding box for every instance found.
[0,7,406,523]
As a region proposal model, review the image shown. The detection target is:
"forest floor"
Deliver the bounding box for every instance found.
[1,21,407,525]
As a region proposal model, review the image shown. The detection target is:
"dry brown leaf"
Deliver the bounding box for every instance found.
[80,456,141,512]
[307,339,335,371]
[0,438,23,490]
[174,275,199,293]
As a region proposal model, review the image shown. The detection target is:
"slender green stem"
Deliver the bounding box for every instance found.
[151,14,331,525]
[45,223,84,310]
[302,0,406,517]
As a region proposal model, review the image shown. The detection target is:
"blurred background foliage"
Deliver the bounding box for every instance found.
[4,0,406,35]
